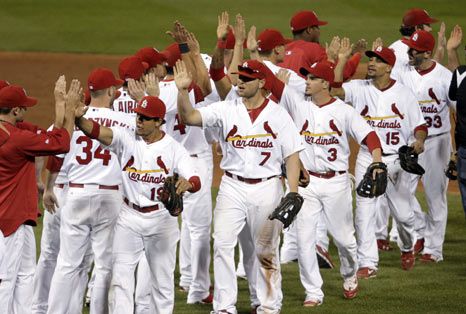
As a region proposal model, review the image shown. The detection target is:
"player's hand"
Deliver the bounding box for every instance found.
[75,102,89,119]
[144,73,160,97]
[127,78,146,102]
[167,20,188,44]
[186,32,201,55]
[326,36,340,62]
[66,79,82,112]
[338,37,353,61]
[175,176,193,194]
[371,37,384,51]
[232,14,246,44]
[276,69,291,84]
[43,189,59,214]
[411,140,425,155]
[54,75,67,104]
[174,60,192,91]
[437,22,447,48]
[247,25,258,52]
[217,11,230,40]
[447,25,463,51]
[352,39,367,55]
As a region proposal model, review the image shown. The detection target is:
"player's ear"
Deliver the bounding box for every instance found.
[258,78,265,89]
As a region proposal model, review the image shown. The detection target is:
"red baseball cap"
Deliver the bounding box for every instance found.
[0,85,37,108]
[257,29,289,52]
[161,43,181,68]
[402,8,438,27]
[365,46,396,66]
[224,28,247,50]
[290,10,327,32]
[0,80,10,90]
[233,60,276,90]
[134,96,166,119]
[402,30,435,52]
[135,47,167,68]
[300,61,335,83]
[88,68,124,91]
[118,56,149,81]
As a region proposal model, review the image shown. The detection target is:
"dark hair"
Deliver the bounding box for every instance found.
[90,89,107,98]
[0,107,12,115]
[292,28,306,36]
[399,25,415,37]
[258,50,273,57]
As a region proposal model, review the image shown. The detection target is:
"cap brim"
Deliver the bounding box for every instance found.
[24,97,38,107]
[401,38,429,52]
[317,20,328,26]
[299,66,311,77]
[114,79,125,87]
[232,71,260,80]
[365,50,392,65]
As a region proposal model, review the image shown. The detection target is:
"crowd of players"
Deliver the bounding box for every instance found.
[0,7,464,314]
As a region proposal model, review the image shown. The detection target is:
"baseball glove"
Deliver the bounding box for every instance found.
[158,173,184,216]
[398,145,425,175]
[445,159,457,180]
[356,162,388,198]
[268,192,304,228]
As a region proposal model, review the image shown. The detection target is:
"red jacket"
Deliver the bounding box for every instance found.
[0,122,70,236]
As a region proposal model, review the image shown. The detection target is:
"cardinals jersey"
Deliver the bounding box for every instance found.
[61,107,135,184]
[343,80,426,154]
[392,61,455,136]
[47,124,68,185]
[279,86,374,171]
[389,39,409,80]
[159,79,209,155]
[263,60,306,96]
[280,40,327,74]
[107,127,197,211]
[198,98,304,178]
[112,87,138,116]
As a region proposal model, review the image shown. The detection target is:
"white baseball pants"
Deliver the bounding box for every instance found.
[212,175,283,314]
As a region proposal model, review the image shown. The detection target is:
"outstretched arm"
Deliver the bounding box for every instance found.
[446,25,463,71]
[210,11,232,100]
[331,37,353,99]
[285,152,300,193]
[74,104,114,146]
[174,60,203,127]
[227,14,246,86]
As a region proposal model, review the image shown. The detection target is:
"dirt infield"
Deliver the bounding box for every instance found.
[0,51,459,193]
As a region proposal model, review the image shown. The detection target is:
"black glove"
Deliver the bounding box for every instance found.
[398,145,425,175]
[158,173,184,216]
[356,162,388,198]
[445,159,457,180]
[268,192,304,228]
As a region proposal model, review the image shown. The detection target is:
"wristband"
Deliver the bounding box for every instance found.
[89,120,101,139]
[209,67,226,82]
[331,82,343,88]
[217,39,227,49]
[178,43,190,54]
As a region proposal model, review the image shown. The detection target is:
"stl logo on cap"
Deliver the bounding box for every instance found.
[242,61,249,68]
[141,99,148,108]
[311,62,317,68]
[413,33,419,41]
[376,46,383,52]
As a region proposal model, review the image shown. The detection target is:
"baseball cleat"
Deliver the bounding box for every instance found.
[178,285,189,293]
[250,305,259,314]
[377,239,391,251]
[356,267,377,279]
[419,253,440,263]
[401,251,415,270]
[343,276,359,299]
[316,245,335,269]
[303,299,322,307]
[414,238,425,255]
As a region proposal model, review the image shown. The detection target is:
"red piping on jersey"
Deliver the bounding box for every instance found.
[162,78,174,82]
[416,61,436,76]
[188,176,201,193]
[247,99,270,123]
[89,120,101,139]
[317,97,337,108]
[46,155,64,173]
[379,79,396,92]
[361,131,382,154]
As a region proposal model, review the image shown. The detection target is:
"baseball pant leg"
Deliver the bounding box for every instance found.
[421,134,450,259]
[212,176,249,314]
[238,222,259,309]
[178,219,192,289]
[248,178,283,314]
[316,212,330,251]
[296,185,324,303]
[236,242,246,277]
[322,175,357,280]
[144,215,179,314]
[280,223,298,263]
[109,218,144,314]
[407,173,426,240]
[355,152,379,269]
[135,255,152,314]
[375,195,390,240]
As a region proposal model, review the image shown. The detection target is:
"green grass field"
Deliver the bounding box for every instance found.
[34,191,466,314]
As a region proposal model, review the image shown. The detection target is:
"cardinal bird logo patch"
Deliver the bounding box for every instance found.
[225,125,239,141]
[391,103,404,120]
[300,120,309,135]
[263,121,277,139]
[428,88,440,105]
[329,119,342,136]
[122,156,135,171]
[360,105,369,117]
[156,156,169,174]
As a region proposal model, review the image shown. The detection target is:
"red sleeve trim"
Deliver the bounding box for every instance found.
[414,124,428,136]
[343,53,362,80]
[188,83,205,103]
[46,155,64,173]
[270,77,285,101]
[89,120,101,139]
[209,66,226,82]
[188,176,201,193]
[331,82,343,88]
[362,131,382,153]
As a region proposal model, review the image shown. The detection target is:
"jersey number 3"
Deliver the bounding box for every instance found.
[76,136,112,166]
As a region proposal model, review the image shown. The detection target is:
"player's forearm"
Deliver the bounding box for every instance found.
[433,45,445,64]
[228,43,243,86]
[447,48,460,71]
[53,100,65,129]
[371,148,382,163]
[331,59,346,99]
[62,106,76,137]
[75,116,113,146]
[414,128,427,143]
[285,152,300,193]
[177,90,202,127]
[191,53,212,97]
[43,168,58,192]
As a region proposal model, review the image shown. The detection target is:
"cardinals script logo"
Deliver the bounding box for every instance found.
[225,122,276,149]
[300,119,341,145]
[125,155,170,183]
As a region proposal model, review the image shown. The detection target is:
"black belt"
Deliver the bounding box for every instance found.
[308,170,346,179]
[225,171,278,184]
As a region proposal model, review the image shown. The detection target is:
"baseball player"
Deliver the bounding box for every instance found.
[74,95,200,314]
[270,61,383,305]
[47,69,134,314]
[175,59,304,314]
[392,30,456,262]
[332,40,427,276]
[0,81,76,314]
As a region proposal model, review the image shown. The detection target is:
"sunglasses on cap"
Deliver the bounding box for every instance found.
[238,75,258,83]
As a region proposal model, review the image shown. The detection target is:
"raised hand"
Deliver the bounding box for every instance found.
[371,37,384,51]
[326,36,340,62]
[438,22,447,48]
[54,75,67,104]
[127,78,146,102]
[276,69,291,84]
[144,73,160,97]
[247,25,258,52]
[217,11,230,40]
[447,25,463,50]
[66,79,82,110]
[232,14,246,44]
[174,60,192,91]
[186,31,200,55]
[339,37,353,60]
[352,38,368,55]
[167,20,188,43]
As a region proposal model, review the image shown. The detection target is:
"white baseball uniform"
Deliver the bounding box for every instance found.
[343,79,426,269]
[197,96,304,314]
[112,87,138,116]
[47,107,134,314]
[279,86,371,302]
[393,61,455,260]
[389,39,409,80]
[106,126,198,314]
[263,60,306,97]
